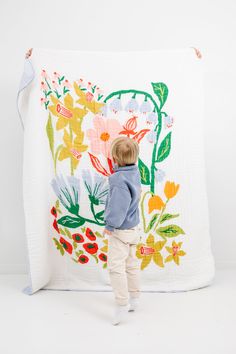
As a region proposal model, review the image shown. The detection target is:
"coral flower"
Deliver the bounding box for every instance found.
[87,115,122,158]
[164,181,179,199]
[59,237,73,254]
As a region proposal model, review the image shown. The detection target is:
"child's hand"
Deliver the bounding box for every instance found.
[25,48,33,59]
[103,229,113,236]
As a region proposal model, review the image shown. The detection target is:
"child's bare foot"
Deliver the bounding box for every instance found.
[25,48,33,59]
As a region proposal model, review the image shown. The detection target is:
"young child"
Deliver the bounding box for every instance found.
[103,136,142,325]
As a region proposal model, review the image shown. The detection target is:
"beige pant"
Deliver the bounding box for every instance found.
[107,226,141,306]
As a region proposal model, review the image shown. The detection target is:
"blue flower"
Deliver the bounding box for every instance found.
[101,104,108,117]
[109,97,122,113]
[51,174,80,215]
[140,99,152,114]
[164,115,174,128]
[146,111,158,125]
[146,130,157,144]
[82,170,108,205]
[125,98,139,113]
[155,168,166,183]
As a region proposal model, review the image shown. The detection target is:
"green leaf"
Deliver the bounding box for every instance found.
[75,250,84,257]
[95,231,104,238]
[103,263,107,269]
[151,82,168,109]
[72,258,78,263]
[64,228,72,239]
[73,241,78,249]
[46,114,54,156]
[156,224,185,238]
[95,210,105,220]
[55,200,60,208]
[57,215,85,228]
[91,254,98,263]
[156,132,171,163]
[138,158,150,185]
[160,213,179,224]
[146,214,159,233]
[53,238,64,256]
[59,227,66,235]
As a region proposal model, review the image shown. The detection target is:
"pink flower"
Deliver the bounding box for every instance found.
[53,72,60,79]
[40,98,47,105]
[63,79,72,89]
[40,81,47,91]
[41,69,49,79]
[87,116,122,158]
[52,80,59,89]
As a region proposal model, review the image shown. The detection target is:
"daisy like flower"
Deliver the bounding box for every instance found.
[87,115,122,158]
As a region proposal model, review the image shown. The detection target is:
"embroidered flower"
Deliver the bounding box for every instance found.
[148,195,165,213]
[155,168,166,183]
[72,233,84,243]
[146,111,158,125]
[82,169,108,205]
[78,254,89,264]
[164,115,174,128]
[120,116,138,136]
[146,130,157,143]
[136,234,166,269]
[48,93,88,133]
[139,98,152,114]
[165,241,186,265]
[83,242,99,255]
[59,237,73,254]
[164,181,179,199]
[51,174,80,215]
[125,98,139,113]
[109,97,122,113]
[87,115,122,158]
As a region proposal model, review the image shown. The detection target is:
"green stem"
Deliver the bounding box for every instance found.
[69,124,74,176]
[154,199,169,232]
[140,191,153,233]
[150,110,162,194]
[104,89,160,114]
[54,144,63,175]
[90,202,99,223]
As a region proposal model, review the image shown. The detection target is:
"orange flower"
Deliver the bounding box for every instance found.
[165,241,186,265]
[148,195,165,214]
[164,181,179,199]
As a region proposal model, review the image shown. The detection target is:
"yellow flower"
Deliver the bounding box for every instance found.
[74,82,104,114]
[100,239,108,253]
[165,241,186,265]
[136,234,166,270]
[164,181,179,199]
[58,129,88,169]
[148,195,165,214]
[48,93,88,133]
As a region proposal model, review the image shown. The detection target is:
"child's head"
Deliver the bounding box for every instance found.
[111,137,139,166]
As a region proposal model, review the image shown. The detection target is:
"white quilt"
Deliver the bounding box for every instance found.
[17,47,215,294]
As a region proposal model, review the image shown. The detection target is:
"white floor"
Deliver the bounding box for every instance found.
[0,268,235,354]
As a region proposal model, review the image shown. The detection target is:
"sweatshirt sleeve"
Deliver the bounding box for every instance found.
[104,184,131,232]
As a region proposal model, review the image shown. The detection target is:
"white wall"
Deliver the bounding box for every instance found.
[0,0,235,273]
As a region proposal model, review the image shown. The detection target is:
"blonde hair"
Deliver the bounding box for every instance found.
[111,137,139,166]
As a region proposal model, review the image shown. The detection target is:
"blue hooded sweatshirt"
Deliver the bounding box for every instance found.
[104,164,141,232]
